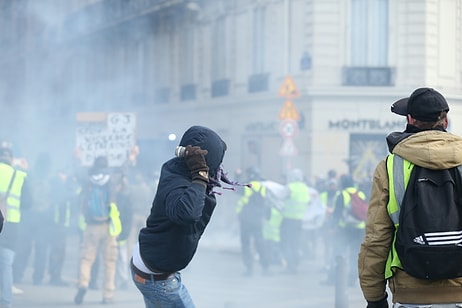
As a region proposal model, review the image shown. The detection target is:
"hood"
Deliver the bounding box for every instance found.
[179,125,227,177]
[390,130,462,170]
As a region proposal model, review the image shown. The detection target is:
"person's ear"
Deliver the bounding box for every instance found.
[407,114,415,124]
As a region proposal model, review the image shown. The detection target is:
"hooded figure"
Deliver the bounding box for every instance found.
[132,125,227,308]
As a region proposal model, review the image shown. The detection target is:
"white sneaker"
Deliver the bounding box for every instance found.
[12,285,24,295]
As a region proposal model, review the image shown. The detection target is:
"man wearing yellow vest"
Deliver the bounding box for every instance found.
[319,178,338,284]
[331,173,367,286]
[74,156,122,305]
[236,167,272,276]
[358,88,462,307]
[280,168,311,274]
[0,146,28,308]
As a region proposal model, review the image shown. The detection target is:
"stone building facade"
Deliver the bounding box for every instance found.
[1,0,462,184]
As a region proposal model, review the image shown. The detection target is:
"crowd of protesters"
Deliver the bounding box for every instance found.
[0,138,371,307]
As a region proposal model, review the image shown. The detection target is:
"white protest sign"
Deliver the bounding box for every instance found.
[76,113,136,167]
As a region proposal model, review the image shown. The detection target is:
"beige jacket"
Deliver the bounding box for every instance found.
[358,130,462,304]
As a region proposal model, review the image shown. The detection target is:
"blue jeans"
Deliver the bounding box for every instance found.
[131,267,195,308]
[0,246,15,307]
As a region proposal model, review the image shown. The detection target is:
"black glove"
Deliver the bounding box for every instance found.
[184,145,209,184]
[367,294,388,308]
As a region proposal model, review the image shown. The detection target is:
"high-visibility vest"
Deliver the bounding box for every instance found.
[384,154,414,279]
[79,201,122,237]
[54,200,71,227]
[337,187,367,229]
[282,182,310,220]
[0,163,26,223]
[262,208,283,242]
[108,202,122,237]
[320,191,328,207]
[236,181,267,214]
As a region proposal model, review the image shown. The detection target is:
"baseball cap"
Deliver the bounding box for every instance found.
[391,87,449,122]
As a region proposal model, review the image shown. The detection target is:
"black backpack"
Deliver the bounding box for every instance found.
[394,161,462,280]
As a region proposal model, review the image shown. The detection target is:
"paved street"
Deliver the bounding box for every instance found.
[10,228,368,308]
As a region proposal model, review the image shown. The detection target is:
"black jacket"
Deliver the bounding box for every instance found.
[138,126,226,273]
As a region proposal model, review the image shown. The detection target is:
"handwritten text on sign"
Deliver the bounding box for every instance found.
[76,113,136,166]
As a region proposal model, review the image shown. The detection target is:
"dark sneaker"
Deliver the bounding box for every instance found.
[74,287,87,305]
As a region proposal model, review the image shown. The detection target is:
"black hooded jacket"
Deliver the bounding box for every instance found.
[138,126,226,273]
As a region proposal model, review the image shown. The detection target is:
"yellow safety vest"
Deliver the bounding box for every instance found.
[320,192,328,207]
[262,208,283,242]
[384,154,414,279]
[337,187,367,229]
[108,202,122,237]
[54,200,71,227]
[282,182,310,220]
[0,163,26,223]
[236,181,267,214]
[79,202,122,237]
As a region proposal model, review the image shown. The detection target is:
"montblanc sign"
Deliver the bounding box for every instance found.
[328,119,405,131]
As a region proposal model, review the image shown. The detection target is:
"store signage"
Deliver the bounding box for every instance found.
[328,119,405,131]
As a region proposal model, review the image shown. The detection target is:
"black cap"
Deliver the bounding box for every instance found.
[391,87,449,122]
[89,156,108,175]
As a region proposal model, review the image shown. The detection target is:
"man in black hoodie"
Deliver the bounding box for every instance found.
[131,126,227,308]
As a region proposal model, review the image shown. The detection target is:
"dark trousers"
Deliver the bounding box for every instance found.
[13,211,52,284]
[280,218,303,272]
[48,224,67,281]
[238,219,269,272]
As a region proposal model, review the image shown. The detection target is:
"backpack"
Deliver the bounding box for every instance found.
[348,191,368,221]
[83,183,110,223]
[395,164,462,280]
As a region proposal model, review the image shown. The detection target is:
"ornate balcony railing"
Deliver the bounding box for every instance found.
[342,67,394,86]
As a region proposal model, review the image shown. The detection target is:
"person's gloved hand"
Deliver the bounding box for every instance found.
[367,294,388,308]
[184,145,209,184]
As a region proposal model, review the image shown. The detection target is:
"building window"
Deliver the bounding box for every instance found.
[350,0,388,66]
[180,25,195,85]
[211,16,226,80]
[252,6,266,74]
[154,16,172,93]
